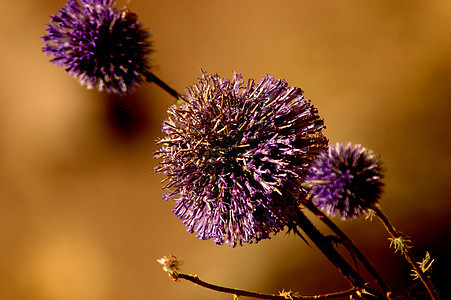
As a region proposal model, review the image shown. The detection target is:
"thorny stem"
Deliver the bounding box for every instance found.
[292,208,385,299]
[143,71,181,100]
[174,272,360,299]
[371,205,440,300]
[305,202,392,298]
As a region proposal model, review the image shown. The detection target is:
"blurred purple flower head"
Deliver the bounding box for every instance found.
[306,143,384,220]
[42,0,151,95]
[155,72,328,247]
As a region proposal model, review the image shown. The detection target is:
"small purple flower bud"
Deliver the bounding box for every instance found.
[306,143,384,220]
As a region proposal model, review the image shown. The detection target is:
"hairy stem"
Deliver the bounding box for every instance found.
[371,205,440,300]
[143,71,181,100]
[305,202,392,298]
[174,272,360,299]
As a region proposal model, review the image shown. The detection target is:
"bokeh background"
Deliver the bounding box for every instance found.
[0,0,449,299]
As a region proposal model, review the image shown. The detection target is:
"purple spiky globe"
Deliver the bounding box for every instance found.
[42,0,151,95]
[306,143,384,220]
[155,72,328,247]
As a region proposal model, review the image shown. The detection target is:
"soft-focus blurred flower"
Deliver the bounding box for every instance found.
[42,0,151,94]
[306,143,384,220]
[155,72,328,247]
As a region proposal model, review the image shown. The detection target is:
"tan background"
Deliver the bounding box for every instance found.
[0,0,449,299]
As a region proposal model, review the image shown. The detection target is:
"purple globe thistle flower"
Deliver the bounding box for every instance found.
[306,143,384,220]
[42,0,151,95]
[155,72,328,247]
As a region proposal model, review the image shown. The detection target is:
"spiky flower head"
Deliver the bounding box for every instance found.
[42,0,151,95]
[155,72,328,247]
[306,143,384,220]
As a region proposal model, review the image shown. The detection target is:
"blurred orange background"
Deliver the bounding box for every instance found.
[0,0,449,299]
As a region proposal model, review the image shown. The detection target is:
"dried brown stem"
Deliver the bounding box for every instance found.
[174,272,360,299]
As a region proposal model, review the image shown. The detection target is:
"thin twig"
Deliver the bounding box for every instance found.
[143,71,181,100]
[371,205,440,300]
[305,202,392,298]
[174,272,360,299]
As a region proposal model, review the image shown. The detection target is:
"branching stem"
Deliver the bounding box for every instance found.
[292,209,385,299]
[305,202,392,298]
